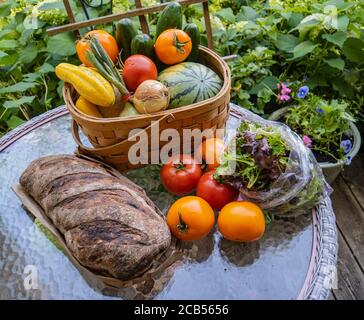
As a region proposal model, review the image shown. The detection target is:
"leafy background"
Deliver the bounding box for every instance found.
[0,0,363,137]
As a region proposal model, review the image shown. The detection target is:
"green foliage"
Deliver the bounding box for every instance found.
[0,0,111,137]
[195,0,364,116]
[284,94,354,161]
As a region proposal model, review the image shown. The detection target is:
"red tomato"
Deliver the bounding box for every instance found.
[122,54,158,92]
[196,171,239,210]
[160,154,203,196]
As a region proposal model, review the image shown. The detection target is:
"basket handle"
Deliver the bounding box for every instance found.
[71,113,175,157]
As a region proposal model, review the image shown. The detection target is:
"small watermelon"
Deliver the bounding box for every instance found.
[158,62,223,108]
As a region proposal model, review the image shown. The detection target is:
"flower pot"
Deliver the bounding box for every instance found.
[269,107,362,184]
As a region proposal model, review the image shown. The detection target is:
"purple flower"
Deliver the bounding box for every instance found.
[278,94,291,102]
[277,83,292,103]
[316,106,324,113]
[297,86,309,98]
[345,155,352,166]
[281,83,292,95]
[340,139,352,154]
[303,135,312,147]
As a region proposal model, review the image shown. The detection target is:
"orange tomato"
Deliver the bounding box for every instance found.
[155,29,192,65]
[166,196,215,241]
[196,138,225,170]
[76,30,119,67]
[218,201,265,242]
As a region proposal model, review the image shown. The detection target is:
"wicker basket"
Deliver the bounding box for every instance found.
[64,46,231,172]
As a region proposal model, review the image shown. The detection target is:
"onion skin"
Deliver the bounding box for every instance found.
[132,80,170,114]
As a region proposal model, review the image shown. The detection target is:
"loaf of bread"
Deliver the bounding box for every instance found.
[20,155,171,280]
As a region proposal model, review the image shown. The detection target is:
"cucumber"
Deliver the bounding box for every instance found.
[183,23,200,62]
[115,18,138,61]
[155,2,182,39]
[131,34,155,60]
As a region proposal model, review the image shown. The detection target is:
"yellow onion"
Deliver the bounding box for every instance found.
[132,80,170,114]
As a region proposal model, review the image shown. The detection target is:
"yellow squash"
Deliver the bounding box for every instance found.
[55,63,115,107]
[75,96,103,118]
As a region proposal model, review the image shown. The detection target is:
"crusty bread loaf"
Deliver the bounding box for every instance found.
[20,155,171,280]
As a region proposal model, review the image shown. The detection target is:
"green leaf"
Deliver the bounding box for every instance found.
[3,96,36,109]
[0,3,11,17]
[37,62,55,74]
[337,16,349,32]
[0,29,14,39]
[0,52,18,66]
[322,31,347,47]
[0,82,38,94]
[289,41,319,60]
[325,58,345,70]
[332,78,354,97]
[18,45,38,64]
[237,6,258,21]
[342,38,364,64]
[324,0,355,10]
[23,73,41,82]
[0,50,8,59]
[216,8,235,24]
[287,13,304,28]
[6,115,25,129]
[249,76,279,95]
[46,32,76,56]
[274,34,300,53]
[295,15,321,39]
[38,1,65,10]
[0,39,18,50]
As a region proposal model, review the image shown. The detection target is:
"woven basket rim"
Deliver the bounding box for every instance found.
[64,46,231,123]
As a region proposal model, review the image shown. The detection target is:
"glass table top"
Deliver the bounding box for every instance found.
[0,109,313,300]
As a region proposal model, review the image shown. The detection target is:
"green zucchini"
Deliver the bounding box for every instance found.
[115,18,138,61]
[183,23,200,62]
[131,34,155,60]
[155,2,182,39]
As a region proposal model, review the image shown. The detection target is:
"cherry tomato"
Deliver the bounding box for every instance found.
[76,30,119,67]
[196,171,239,210]
[196,138,225,171]
[122,54,158,92]
[167,196,215,241]
[155,29,192,65]
[160,154,203,196]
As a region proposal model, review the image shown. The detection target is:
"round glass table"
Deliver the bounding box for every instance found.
[0,105,337,300]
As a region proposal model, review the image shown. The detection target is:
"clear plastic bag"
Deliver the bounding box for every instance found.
[218,108,332,216]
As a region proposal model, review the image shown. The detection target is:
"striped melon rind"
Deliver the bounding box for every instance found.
[158,62,223,108]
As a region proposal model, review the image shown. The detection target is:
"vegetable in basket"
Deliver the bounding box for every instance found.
[122,54,158,92]
[215,111,331,216]
[75,96,102,118]
[115,18,138,62]
[76,30,119,67]
[155,2,183,39]
[132,80,170,114]
[155,29,192,65]
[55,63,115,107]
[183,23,200,62]
[85,36,130,101]
[158,62,223,108]
[131,34,155,60]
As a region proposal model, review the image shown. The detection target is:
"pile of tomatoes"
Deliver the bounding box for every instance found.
[160,138,266,242]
